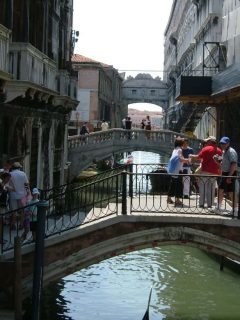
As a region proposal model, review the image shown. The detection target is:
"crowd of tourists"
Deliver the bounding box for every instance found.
[0,162,40,244]
[167,135,238,217]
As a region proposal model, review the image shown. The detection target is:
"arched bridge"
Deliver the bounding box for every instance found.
[68,129,201,179]
[121,73,168,109]
[1,165,240,307]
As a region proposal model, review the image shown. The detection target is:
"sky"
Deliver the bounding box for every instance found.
[73,0,173,111]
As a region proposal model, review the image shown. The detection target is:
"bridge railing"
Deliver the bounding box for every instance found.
[1,165,240,254]
[68,128,202,151]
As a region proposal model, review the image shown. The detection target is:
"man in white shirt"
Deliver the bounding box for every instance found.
[9,162,30,229]
[101,120,109,131]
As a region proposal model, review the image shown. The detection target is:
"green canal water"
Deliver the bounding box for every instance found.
[23,152,240,319]
[24,246,240,320]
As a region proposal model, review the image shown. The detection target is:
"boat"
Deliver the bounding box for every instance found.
[117,154,133,165]
[142,287,152,320]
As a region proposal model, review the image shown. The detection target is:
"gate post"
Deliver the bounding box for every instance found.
[121,171,127,215]
[31,200,48,320]
[128,163,133,198]
[14,236,22,320]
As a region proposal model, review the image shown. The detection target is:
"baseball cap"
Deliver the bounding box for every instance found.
[32,188,40,195]
[203,136,216,142]
[219,136,230,144]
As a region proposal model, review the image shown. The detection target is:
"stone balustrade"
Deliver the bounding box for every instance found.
[68,128,202,179]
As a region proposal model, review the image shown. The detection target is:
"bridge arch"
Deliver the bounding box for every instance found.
[16,215,240,296]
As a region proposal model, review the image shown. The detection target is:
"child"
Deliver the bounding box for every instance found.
[21,188,40,241]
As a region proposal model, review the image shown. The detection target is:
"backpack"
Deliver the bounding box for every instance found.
[167,155,180,174]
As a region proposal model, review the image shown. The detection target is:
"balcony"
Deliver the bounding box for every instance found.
[5,42,78,107]
[9,42,57,91]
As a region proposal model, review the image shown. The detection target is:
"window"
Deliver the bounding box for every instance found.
[150,90,156,96]
[132,89,137,95]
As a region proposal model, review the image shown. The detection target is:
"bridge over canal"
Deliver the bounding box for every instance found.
[68,129,202,179]
[1,164,240,315]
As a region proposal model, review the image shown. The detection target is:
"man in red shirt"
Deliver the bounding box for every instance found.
[189,136,222,208]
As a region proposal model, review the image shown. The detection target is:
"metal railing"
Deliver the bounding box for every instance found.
[1,164,239,253]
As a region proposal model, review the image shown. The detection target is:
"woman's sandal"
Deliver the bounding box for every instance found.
[167,198,174,204]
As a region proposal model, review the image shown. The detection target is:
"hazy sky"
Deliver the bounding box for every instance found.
[73,0,173,111]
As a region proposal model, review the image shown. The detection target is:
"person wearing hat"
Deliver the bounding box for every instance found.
[189,136,222,208]
[211,137,238,216]
[9,162,30,229]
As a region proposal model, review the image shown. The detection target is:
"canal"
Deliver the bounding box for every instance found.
[23,152,240,320]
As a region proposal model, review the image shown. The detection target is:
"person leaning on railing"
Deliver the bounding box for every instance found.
[167,137,190,206]
[189,136,222,209]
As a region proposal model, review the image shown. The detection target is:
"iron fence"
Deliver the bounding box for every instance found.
[1,164,240,253]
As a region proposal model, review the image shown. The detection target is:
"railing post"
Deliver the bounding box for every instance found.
[14,236,22,320]
[116,174,119,208]
[121,171,127,215]
[129,163,133,198]
[31,200,48,320]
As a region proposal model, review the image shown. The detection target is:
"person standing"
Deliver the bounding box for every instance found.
[167,137,189,206]
[145,115,151,130]
[21,187,40,241]
[211,136,238,216]
[101,120,109,131]
[9,162,30,229]
[122,117,127,129]
[189,136,222,208]
[141,119,146,129]
[80,122,89,135]
[0,172,12,244]
[182,138,193,199]
[125,116,132,140]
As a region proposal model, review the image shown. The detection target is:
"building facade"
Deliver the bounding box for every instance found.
[163,0,240,150]
[70,54,124,134]
[0,0,78,188]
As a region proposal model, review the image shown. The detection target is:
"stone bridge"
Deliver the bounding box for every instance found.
[2,211,240,300]
[68,129,201,179]
[1,166,240,314]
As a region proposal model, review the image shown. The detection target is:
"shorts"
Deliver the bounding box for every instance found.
[219,171,237,193]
